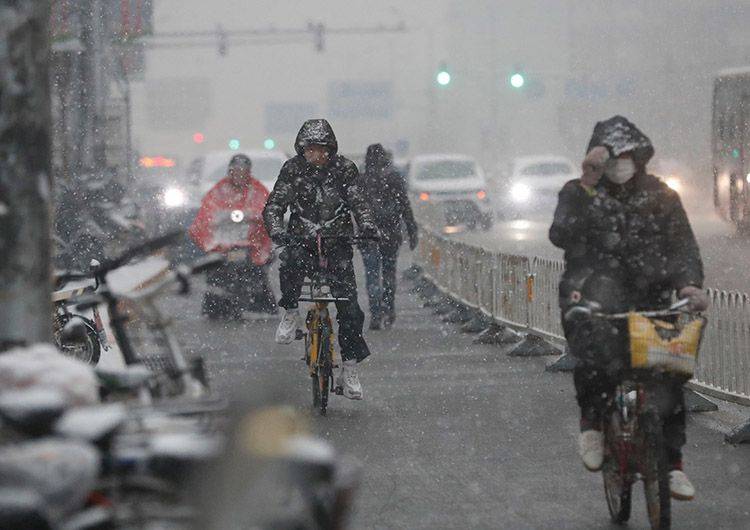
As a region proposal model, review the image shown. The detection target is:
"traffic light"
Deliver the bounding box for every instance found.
[510,73,525,89]
[263,138,276,150]
[228,139,240,150]
[192,132,205,144]
[436,62,451,86]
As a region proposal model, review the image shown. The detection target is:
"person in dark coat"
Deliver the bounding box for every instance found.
[263,119,379,400]
[359,143,418,330]
[549,116,708,500]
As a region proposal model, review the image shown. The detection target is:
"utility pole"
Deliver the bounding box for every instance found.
[0,0,54,350]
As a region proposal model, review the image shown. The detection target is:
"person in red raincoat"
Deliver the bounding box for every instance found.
[189,154,277,317]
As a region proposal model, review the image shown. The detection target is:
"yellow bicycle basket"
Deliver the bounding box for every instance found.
[628,313,706,376]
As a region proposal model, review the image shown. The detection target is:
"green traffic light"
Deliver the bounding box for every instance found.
[510,73,525,89]
[264,138,276,150]
[732,148,741,159]
[436,70,451,86]
[229,139,240,150]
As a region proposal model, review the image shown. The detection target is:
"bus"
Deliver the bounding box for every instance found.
[713,68,750,230]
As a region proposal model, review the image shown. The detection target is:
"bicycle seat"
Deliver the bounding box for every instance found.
[55,403,128,445]
[0,389,68,437]
[0,489,52,530]
[96,365,153,392]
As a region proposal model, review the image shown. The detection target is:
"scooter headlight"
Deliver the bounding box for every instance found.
[230,209,245,223]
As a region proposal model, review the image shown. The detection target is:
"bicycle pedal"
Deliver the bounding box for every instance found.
[295,329,305,341]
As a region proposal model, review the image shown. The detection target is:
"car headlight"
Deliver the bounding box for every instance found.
[163,187,186,208]
[510,183,531,203]
[665,176,682,192]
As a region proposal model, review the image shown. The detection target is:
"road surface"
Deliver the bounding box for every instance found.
[157,252,750,529]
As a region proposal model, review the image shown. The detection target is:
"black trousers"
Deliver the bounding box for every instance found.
[563,315,686,466]
[278,247,370,363]
[360,241,399,320]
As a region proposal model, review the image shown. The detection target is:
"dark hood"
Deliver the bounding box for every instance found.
[586,115,654,166]
[294,119,338,157]
[365,143,389,174]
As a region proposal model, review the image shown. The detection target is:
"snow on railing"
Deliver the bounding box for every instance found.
[414,228,750,405]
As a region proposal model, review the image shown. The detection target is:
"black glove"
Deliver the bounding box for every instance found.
[409,231,419,251]
[359,225,381,241]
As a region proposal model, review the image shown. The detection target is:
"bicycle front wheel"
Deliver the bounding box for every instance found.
[602,448,633,523]
[603,413,632,523]
[640,412,671,529]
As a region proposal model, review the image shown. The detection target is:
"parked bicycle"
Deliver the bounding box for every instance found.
[567,299,706,530]
[58,231,224,400]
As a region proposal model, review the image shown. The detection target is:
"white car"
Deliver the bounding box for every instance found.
[408,154,493,230]
[499,156,577,218]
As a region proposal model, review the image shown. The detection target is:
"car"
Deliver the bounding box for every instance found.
[408,154,493,231]
[498,155,577,219]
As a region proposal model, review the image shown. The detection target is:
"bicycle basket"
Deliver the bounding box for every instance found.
[628,313,706,376]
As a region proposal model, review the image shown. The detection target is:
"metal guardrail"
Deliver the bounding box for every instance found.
[415,229,750,406]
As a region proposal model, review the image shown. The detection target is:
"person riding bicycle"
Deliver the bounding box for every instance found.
[263,119,379,400]
[358,143,418,330]
[189,154,276,317]
[549,116,708,500]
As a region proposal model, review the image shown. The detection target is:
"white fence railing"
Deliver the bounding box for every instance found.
[415,229,750,406]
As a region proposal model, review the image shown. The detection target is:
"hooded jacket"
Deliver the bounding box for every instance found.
[263,119,377,258]
[189,175,272,266]
[361,143,417,248]
[549,116,703,310]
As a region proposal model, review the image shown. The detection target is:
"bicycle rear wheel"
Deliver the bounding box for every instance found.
[640,412,671,529]
[317,322,333,415]
[603,413,632,523]
[312,373,321,409]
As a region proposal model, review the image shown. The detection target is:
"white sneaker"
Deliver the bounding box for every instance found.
[669,470,695,501]
[337,360,363,400]
[578,430,604,471]
[275,309,299,345]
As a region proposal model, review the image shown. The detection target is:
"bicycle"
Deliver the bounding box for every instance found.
[567,299,706,529]
[60,231,224,400]
[281,232,375,416]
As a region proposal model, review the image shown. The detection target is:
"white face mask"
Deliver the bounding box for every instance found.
[605,158,636,184]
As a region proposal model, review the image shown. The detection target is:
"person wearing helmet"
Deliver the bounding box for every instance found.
[549,116,708,500]
[263,119,379,400]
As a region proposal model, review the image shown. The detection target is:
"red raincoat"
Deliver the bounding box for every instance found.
[189,176,273,266]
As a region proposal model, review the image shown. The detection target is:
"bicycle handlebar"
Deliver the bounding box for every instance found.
[188,253,226,275]
[564,298,694,322]
[95,230,183,276]
[275,234,380,247]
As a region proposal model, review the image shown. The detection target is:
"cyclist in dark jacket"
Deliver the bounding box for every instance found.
[549,116,707,500]
[359,143,418,330]
[263,119,379,400]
